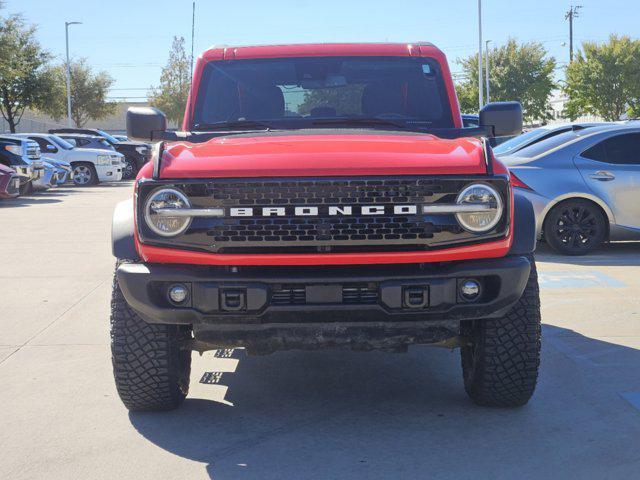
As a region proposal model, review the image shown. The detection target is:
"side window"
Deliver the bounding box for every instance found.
[29,137,49,152]
[43,140,58,154]
[582,133,640,165]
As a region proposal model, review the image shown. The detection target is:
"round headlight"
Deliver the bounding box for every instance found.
[144,188,192,237]
[455,183,503,233]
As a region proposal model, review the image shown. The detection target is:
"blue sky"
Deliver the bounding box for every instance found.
[4,0,638,101]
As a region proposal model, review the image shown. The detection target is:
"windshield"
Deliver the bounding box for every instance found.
[509,130,581,158]
[49,135,75,150]
[493,128,548,155]
[192,56,453,131]
[96,130,119,144]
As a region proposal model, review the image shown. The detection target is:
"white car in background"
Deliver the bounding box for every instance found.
[17,133,124,186]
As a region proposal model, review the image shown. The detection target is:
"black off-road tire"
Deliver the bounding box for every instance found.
[460,255,541,407]
[543,199,606,255]
[110,264,192,411]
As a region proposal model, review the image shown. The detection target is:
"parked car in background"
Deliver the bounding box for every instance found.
[0,162,21,199]
[461,114,479,128]
[502,124,640,255]
[42,157,72,186]
[49,128,151,179]
[33,161,58,191]
[57,134,115,152]
[112,134,129,142]
[494,123,606,157]
[0,135,45,195]
[18,134,124,186]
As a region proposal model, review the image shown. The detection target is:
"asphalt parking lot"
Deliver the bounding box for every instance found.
[1,183,640,479]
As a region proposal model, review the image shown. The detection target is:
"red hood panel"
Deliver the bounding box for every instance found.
[159,134,487,178]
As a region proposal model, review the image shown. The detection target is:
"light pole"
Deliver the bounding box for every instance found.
[190,2,196,77]
[65,21,82,127]
[485,40,491,104]
[477,0,483,109]
[565,5,582,62]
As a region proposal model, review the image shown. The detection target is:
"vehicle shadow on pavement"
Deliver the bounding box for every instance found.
[535,242,640,267]
[129,325,640,479]
[0,196,63,207]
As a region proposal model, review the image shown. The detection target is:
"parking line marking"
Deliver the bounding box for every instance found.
[539,271,627,289]
[620,392,640,412]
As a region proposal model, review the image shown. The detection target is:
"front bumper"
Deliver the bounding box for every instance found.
[117,255,531,351]
[33,167,56,190]
[97,165,123,182]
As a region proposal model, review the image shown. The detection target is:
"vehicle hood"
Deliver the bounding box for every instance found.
[69,148,113,157]
[159,132,488,178]
[0,163,14,175]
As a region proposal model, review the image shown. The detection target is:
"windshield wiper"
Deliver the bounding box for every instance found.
[309,117,411,129]
[193,120,274,131]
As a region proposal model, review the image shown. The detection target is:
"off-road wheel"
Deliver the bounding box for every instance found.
[543,199,606,255]
[72,162,98,186]
[110,264,192,411]
[460,255,541,407]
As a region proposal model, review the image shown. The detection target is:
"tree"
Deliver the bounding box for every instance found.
[455,39,556,122]
[0,13,54,132]
[564,35,640,121]
[149,36,191,125]
[40,59,116,127]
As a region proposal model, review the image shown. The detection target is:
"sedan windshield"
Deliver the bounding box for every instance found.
[49,135,75,150]
[192,56,454,131]
[493,128,548,155]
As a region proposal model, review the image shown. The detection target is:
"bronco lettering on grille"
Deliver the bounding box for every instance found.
[229,205,419,217]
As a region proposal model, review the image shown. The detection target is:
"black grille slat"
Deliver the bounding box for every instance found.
[271,287,306,305]
[342,286,379,304]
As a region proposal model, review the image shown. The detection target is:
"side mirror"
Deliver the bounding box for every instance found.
[480,102,523,137]
[126,107,176,142]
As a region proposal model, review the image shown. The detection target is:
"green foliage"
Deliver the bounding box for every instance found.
[564,35,640,121]
[0,13,53,132]
[298,85,365,116]
[40,59,116,127]
[455,39,556,122]
[148,36,191,126]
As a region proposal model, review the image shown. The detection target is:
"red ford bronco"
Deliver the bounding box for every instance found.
[112,43,540,411]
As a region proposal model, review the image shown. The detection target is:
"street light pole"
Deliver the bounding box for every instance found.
[65,21,82,127]
[477,0,483,109]
[485,40,491,104]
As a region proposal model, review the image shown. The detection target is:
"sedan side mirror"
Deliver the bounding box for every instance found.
[126,107,177,142]
[480,102,523,137]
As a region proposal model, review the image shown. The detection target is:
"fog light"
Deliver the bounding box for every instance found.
[460,280,480,300]
[168,284,189,304]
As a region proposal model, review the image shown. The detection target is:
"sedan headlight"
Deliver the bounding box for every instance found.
[97,155,111,166]
[143,188,192,236]
[454,183,503,233]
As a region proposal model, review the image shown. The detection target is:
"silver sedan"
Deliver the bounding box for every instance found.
[501,124,640,255]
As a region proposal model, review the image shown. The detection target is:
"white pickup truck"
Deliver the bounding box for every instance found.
[18,133,124,186]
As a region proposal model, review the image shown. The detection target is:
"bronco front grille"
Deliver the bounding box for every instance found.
[137,176,510,254]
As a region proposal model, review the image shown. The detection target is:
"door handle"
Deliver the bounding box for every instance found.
[589,171,615,181]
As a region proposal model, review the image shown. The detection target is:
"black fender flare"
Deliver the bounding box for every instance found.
[509,192,537,255]
[112,199,140,261]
